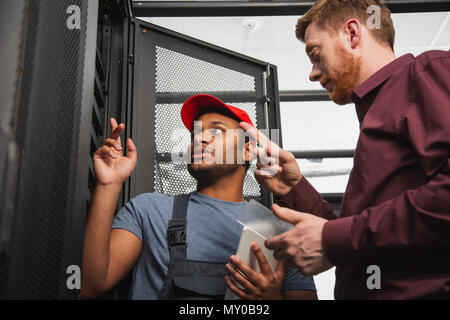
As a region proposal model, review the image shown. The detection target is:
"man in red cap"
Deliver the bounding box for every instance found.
[182,94,255,180]
[81,94,317,300]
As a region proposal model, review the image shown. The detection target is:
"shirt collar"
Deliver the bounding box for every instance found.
[352,54,415,101]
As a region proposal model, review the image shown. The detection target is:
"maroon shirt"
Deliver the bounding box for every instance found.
[278,51,450,299]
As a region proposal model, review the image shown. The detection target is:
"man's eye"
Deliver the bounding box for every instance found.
[313,51,320,62]
[211,128,224,136]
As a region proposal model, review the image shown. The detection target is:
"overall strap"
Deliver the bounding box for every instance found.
[167,193,190,261]
[158,193,190,299]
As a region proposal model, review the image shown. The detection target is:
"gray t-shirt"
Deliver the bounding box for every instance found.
[112,191,316,299]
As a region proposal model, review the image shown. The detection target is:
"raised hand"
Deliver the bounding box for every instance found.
[239,122,302,196]
[92,118,137,186]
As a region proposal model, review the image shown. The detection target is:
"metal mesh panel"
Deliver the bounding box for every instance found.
[2,0,87,299]
[153,46,261,200]
[155,46,255,93]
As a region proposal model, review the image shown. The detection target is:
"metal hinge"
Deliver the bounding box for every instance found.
[127,54,134,64]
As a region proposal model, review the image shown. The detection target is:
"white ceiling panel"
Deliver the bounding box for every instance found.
[392,12,448,46]
[280,101,359,151]
[433,12,450,46]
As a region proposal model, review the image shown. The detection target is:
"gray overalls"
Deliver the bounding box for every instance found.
[158,194,229,299]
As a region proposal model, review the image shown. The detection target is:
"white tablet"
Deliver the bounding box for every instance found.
[224,225,278,300]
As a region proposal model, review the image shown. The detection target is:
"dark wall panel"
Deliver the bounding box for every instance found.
[0,0,98,299]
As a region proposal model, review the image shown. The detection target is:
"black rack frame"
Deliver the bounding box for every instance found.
[132,0,450,17]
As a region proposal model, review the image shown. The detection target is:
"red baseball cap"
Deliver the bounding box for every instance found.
[181,94,254,131]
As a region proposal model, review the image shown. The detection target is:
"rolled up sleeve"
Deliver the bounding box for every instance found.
[276,177,337,221]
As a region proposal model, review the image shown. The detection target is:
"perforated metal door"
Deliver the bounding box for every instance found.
[0,0,98,299]
[125,19,282,207]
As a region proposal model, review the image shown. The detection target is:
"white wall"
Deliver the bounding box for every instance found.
[313,267,336,300]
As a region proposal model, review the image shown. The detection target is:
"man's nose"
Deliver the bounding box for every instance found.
[309,65,321,82]
[192,130,212,146]
[202,130,216,145]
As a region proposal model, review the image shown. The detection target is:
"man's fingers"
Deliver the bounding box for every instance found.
[256,147,279,167]
[110,123,124,140]
[239,122,289,168]
[275,259,286,273]
[274,259,287,282]
[271,203,309,225]
[104,138,122,151]
[255,165,281,177]
[224,276,253,300]
[251,242,273,275]
[239,122,278,154]
[109,117,123,143]
[273,248,288,262]
[264,234,285,251]
[94,145,119,159]
[229,255,261,286]
[109,116,124,141]
[126,138,137,164]
[254,147,282,178]
[110,117,118,130]
[239,122,258,142]
[226,262,258,293]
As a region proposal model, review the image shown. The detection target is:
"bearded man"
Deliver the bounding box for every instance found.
[234,0,450,299]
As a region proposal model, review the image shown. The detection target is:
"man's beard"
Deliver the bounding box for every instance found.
[328,42,362,105]
[187,163,241,186]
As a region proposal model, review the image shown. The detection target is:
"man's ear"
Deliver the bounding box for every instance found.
[343,19,362,50]
[244,138,256,163]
